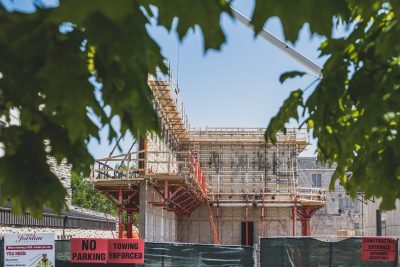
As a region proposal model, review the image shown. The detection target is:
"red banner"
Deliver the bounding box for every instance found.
[361,237,398,262]
[108,239,144,264]
[70,238,108,263]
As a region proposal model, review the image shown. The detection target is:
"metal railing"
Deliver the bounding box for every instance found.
[189,127,308,143]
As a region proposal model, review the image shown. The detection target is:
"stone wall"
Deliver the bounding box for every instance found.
[48,158,72,208]
[0,226,116,240]
[299,157,362,236]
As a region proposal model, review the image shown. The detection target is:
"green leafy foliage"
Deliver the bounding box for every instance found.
[252,0,350,43]
[0,0,230,214]
[1,0,400,213]
[71,172,117,216]
[265,0,400,209]
[279,71,306,84]
[265,89,303,143]
[139,0,232,50]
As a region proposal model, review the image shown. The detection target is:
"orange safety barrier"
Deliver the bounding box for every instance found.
[122,230,140,239]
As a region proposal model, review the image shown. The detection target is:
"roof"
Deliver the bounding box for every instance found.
[299,157,336,170]
[0,202,116,229]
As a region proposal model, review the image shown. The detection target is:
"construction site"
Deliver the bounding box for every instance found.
[1,5,397,267]
[89,72,326,246]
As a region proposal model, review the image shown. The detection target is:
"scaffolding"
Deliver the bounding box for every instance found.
[148,73,190,146]
[188,128,323,205]
[89,72,326,241]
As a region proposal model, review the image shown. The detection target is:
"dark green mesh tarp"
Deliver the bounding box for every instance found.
[139,242,253,267]
[1,240,252,267]
[260,237,398,267]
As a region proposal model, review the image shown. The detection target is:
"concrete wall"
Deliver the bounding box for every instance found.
[179,205,291,245]
[363,199,400,236]
[385,200,400,236]
[140,182,181,243]
[146,134,178,174]
[139,134,183,242]
[364,200,378,236]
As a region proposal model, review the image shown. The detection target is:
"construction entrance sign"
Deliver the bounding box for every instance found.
[70,238,145,264]
[4,233,55,267]
[361,237,398,262]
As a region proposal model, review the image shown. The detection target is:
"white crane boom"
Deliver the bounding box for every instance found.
[231,7,323,77]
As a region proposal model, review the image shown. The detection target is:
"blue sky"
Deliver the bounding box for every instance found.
[89,0,327,158]
[3,0,328,158]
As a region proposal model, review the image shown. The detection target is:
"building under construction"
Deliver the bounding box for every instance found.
[89,73,326,246]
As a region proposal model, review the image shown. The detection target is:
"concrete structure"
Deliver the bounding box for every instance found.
[90,74,326,245]
[363,199,400,237]
[299,157,363,237]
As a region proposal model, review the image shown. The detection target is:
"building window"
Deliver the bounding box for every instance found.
[312,174,322,187]
[339,198,355,210]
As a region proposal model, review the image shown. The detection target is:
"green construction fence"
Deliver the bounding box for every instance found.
[1,237,399,266]
[260,237,399,267]
[1,240,254,267]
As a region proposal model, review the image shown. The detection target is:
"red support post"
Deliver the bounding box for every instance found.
[301,219,311,236]
[297,206,321,236]
[164,180,169,201]
[292,195,297,236]
[206,199,220,245]
[202,174,206,194]
[118,188,123,238]
[126,210,133,238]
[216,201,220,242]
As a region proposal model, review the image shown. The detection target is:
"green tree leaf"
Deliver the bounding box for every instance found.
[251,0,350,43]
[265,89,303,143]
[265,1,400,210]
[71,172,117,216]
[1,0,400,214]
[139,0,233,51]
[279,71,306,84]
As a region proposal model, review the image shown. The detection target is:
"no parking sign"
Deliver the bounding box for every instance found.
[70,238,144,264]
[70,238,108,263]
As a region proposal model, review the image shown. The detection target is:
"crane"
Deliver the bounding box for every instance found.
[231,7,323,77]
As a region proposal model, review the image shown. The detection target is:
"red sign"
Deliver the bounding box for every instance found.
[71,238,108,263]
[108,239,144,264]
[361,237,398,262]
